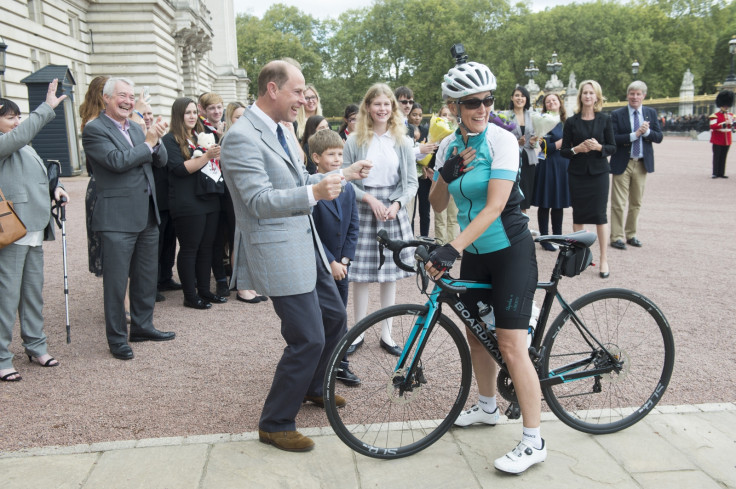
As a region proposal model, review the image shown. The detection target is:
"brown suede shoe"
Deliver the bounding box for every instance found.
[303,394,346,408]
[258,429,315,452]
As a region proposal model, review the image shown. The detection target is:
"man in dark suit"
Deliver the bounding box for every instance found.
[220,60,371,452]
[82,77,175,360]
[609,80,663,250]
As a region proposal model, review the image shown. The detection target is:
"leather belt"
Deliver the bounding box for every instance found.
[630,157,644,162]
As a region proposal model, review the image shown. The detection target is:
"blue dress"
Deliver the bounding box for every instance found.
[532,123,571,209]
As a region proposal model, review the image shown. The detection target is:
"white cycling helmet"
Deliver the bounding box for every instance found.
[442,61,497,99]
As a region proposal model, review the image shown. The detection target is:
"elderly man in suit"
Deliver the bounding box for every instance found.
[82,77,175,360]
[220,60,371,452]
[609,80,663,250]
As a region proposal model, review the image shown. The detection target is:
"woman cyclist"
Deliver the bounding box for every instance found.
[427,47,545,474]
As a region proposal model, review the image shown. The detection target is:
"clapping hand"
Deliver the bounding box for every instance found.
[145,116,168,147]
[314,174,343,201]
[45,79,68,110]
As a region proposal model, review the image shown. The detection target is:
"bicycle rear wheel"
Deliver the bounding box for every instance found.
[324,304,471,459]
[541,288,675,434]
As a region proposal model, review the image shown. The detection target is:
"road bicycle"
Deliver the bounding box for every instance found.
[323,230,675,459]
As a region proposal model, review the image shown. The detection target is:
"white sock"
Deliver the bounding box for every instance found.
[379,282,397,346]
[478,395,497,414]
[522,426,543,450]
[351,282,370,346]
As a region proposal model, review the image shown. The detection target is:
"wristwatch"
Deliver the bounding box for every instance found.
[341,257,351,266]
[571,147,577,155]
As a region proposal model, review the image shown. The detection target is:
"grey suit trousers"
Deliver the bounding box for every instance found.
[0,244,47,369]
[101,203,159,345]
[259,248,348,432]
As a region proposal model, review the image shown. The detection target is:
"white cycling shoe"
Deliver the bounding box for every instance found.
[494,439,547,474]
[453,405,500,427]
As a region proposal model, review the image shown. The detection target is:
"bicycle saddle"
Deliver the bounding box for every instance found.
[535,230,597,249]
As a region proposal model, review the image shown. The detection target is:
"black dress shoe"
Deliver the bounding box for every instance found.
[216,282,231,297]
[599,271,610,279]
[110,343,134,360]
[626,237,643,247]
[346,337,364,355]
[380,338,402,357]
[155,292,166,302]
[184,297,212,310]
[129,328,176,342]
[236,293,260,304]
[337,366,361,386]
[610,239,627,250]
[158,279,182,291]
[200,291,227,304]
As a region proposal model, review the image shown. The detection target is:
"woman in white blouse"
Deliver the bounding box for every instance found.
[343,84,419,356]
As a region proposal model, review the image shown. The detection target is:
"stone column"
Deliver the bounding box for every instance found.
[679,69,695,116]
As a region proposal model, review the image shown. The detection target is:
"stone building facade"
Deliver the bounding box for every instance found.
[0,0,248,131]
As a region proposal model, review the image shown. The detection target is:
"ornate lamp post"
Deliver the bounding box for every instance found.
[631,59,640,77]
[524,59,540,104]
[545,51,563,94]
[0,36,7,98]
[727,36,736,83]
[524,59,539,82]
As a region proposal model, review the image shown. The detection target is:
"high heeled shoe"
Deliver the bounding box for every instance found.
[28,354,59,367]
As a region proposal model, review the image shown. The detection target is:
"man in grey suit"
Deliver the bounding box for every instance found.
[82,77,175,360]
[220,60,371,452]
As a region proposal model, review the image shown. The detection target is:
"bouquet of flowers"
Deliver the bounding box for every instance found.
[489,111,516,132]
[531,112,560,148]
[418,115,456,167]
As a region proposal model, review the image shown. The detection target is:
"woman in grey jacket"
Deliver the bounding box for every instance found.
[0,80,68,381]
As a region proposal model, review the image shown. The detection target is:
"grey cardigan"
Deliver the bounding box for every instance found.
[0,102,58,236]
[342,133,419,208]
[508,109,538,166]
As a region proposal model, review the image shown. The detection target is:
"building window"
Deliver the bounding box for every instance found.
[69,12,80,40]
[28,0,43,24]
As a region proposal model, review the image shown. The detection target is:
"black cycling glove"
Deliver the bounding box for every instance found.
[439,153,466,183]
[428,243,460,273]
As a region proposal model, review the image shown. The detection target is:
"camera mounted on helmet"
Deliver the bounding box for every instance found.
[450,43,468,66]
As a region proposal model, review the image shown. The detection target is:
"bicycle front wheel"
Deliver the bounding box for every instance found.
[541,288,675,434]
[324,304,471,459]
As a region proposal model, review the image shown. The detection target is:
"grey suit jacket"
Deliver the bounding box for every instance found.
[82,111,166,233]
[0,102,58,237]
[220,108,330,297]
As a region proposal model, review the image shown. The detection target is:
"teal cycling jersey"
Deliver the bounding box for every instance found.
[434,124,529,254]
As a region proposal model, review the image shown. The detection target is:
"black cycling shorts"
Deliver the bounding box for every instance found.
[459,233,538,330]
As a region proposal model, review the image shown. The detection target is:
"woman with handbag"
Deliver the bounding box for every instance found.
[162,97,225,310]
[0,80,68,381]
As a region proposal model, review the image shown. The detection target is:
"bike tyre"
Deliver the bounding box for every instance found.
[324,304,472,459]
[541,288,675,434]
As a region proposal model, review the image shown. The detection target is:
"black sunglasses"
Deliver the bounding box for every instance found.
[457,95,494,110]
[399,99,415,105]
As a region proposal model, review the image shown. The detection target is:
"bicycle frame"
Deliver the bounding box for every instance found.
[393,257,624,397]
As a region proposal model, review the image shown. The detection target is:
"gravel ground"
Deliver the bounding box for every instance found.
[1,137,734,452]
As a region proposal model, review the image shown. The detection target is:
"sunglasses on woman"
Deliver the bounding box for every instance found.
[457,95,494,110]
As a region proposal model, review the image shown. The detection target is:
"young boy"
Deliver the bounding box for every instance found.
[309,130,361,386]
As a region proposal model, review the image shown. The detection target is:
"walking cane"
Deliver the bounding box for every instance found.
[47,159,71,344]
[51,197,71,344]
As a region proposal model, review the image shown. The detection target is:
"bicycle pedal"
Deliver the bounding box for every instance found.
[505,403,521,420]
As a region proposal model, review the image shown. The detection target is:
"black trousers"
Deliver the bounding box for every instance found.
[412,177,432,237]
[211,190,236,281]
[712,144,730,177]
[174,212,218,301]
[157,209,177,285]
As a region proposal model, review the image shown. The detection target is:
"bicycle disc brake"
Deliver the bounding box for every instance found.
[388,367,423,404]
[599,346,630,383]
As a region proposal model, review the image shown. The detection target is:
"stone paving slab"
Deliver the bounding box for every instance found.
[0,452,99,489]
[83,444,208,489]
[203,436,356,489]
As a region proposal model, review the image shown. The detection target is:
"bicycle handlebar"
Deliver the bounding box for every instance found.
[375,230,467,294]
